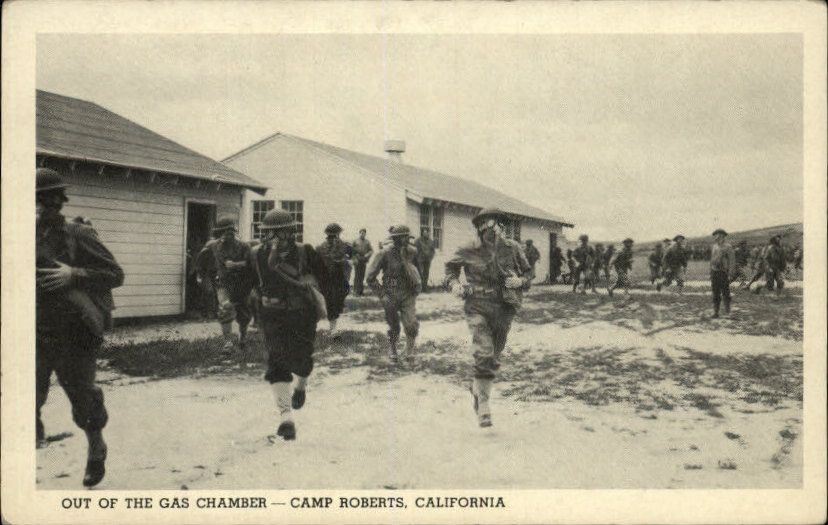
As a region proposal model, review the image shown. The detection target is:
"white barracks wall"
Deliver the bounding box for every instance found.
[227,136,407,249]
[58,163,242,318]
[406,200,477,287]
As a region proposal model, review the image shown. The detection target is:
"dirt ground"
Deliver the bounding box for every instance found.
[37,282,803,490]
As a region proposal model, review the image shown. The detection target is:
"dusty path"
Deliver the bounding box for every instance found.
[38,286,803,490]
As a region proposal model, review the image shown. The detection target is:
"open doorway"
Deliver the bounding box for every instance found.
[185,202,216,317]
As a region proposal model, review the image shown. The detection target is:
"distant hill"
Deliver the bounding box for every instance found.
[631,223,803,254]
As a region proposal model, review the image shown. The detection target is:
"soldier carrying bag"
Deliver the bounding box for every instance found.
[252,243,328,322]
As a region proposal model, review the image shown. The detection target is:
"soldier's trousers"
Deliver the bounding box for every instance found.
[710,270,731,312]
[649,265,661,283]
[549,265,561,284]
[261,306,317,383]
[766,269,785,291]
[36,324,108,440]
[464,297,516,380]
[417,260,432,290]
[383,294,419,343]
[353,261,367,295]
[660,266,685,288]
[216,286,252,329]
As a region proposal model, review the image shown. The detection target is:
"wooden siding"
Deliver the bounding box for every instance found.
[47,160,243,318]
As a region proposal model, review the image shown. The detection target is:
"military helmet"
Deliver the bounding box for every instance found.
[260,209,297,231]
[324,223,343,235]
[623,238,634,245]
[389,224,413,238]
[36,167,69,200]
[712,228,727,237]
[472,207,509,227]
[212,216,238,234]
[673,234,686,242]
[578,234,589,241]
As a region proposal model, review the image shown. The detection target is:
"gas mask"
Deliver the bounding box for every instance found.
[477,219,500,243]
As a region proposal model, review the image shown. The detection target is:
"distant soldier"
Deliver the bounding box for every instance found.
[414,230,436,292]
[648,243,664,284]
[524,239,541,279]
[602,244,615,283]
[608,238,634,297]
[709,229,735,318]
[764,235,787,294]
[549,243,565,284]
[565,248,576,285]
[251,209,328,441]
[316,223,352,334]
[657,235,688,293]
[367,225,422,362]
[572,235,596,294]
[731,240,750,288]
[592,243,605,291]
[445,208,532,428]
[36,168,124,487]
[351,228,374,296]
[196,216,254,355]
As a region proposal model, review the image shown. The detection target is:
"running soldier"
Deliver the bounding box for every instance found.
[367,225,422,362]
[524,239,541,279]
[251,209,328,441]
[414,230,436,292]
[657,235,688,293]
[592,243,605,291]
[602,244,615,283]
[351,228,373,296]
[572,234,596,294]
[317,223,352,335]
[608,238,634,297]
[196,217,254,355]
[764,235,787,294]
[36,168,124,487]
[710,229,735,318]
[549,243,565,284]
[445,208,532,428]
[648,243,664,284]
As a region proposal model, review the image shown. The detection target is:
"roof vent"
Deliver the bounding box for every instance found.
[384,140,405,164]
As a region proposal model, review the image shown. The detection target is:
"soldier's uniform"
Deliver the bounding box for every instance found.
[549,245,565,284]
[764,236,787,293]
[608,239,634,296]
[316,223,352,333]
[657,235,688,292]
[709,229,735,317]
[524,240,541,279]
[414,234,436,291]
[571,236,596,294]
[252,210,328,441]
[196,218,254,353]
[367,225,421,361]
[445,208,532,428]
[36,168,124,487]
[351,231,374,296]
[648,246,664,284]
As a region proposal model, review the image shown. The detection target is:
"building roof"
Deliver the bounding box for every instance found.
[36,90,266,192]
[225,132,573,227]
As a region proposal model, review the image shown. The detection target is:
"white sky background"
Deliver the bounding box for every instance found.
[36,34,803,241]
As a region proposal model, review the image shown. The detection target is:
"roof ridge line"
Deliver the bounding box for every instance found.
[221,131,284,163]
[279,134,411,195]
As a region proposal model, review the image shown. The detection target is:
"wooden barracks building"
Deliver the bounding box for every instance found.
[36,90,266,318]
[224,134,573,286]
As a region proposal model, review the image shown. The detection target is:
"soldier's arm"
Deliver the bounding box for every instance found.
[304,245,330,289]
[444,250,465,283]
[365,249,385,285]
[72,228,125,291]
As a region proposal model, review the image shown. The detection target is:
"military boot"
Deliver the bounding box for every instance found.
[404,337,417,362]
[388,337,399,363]
[471,378,493,428]
[82,430,107,487]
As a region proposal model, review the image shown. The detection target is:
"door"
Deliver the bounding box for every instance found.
[185,202,216,316]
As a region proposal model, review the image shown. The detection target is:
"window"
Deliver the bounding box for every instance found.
[251,200,275,240]
[281,200,304,242]
[418,203,444,249]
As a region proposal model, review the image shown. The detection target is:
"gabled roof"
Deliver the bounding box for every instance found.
[224,132,573,226]
[36,90,267,192]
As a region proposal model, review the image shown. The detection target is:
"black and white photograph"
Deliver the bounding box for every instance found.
[2,1,826,524]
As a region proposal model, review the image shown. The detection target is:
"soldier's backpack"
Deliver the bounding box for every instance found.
[63,222,115,336]
[251,243,327,322]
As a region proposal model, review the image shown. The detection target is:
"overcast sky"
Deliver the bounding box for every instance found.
[37,33,802,241]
